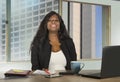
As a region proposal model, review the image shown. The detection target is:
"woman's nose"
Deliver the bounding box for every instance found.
[51,20,55,23]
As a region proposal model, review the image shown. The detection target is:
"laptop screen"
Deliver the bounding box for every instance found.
[101,45,120,78]
[80,45,120,79]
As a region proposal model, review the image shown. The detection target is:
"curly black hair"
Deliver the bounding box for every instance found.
[31,11,70,47]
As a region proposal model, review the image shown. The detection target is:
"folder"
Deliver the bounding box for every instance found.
[4,69,31,77]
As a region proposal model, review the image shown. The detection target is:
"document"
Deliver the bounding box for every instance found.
[32,70,55,75]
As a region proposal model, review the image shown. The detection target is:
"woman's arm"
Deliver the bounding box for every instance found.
[67,39,77,61]
[31,44,40,70]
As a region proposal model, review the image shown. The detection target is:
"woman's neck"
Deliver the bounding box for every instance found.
[49,32,61,52]
[49,32,58,41]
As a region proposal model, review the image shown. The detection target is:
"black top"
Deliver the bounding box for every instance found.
[31,38,77,70]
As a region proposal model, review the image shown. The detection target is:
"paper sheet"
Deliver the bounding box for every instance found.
[32,70,55,75]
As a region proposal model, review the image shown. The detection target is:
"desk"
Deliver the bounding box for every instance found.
[0,75,120,82]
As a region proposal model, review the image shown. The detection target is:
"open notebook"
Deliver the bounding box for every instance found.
[79,46,120,79]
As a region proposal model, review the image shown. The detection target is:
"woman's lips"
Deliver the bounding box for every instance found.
[51,24,56,28]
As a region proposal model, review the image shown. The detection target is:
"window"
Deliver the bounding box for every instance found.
[47,7,52,12]
[20,36,25,40]
[11,33,14,37]
[40,9,45,14]
[14,21,19,26]
[21,20,26,24]
[2,35,5,39]
[2,30,5,33]
[62,1,110,59]
[54,6,58,10]
[27,18,32,23]
[33,0,39,4]
[40,3,45,8]
[14,32,19,37]
[40,15,45,19]
[47,2,52,7]
[2,41,5,44]
[2,19,6,23]
[40,0,45,2]
[33,11,38,15]
[26,1,32,6]
[21,14,25,18]
[27,12,32,17]
[14,27,19,31]
[0,0,58,62]
[33,5,38,10]
[27,29,32,33]
[20,31,25,35]
[2,24,5,28]
[21,9,25,13]
[20,25,25,29]
[14,42,19,47]
[54,0,58,5]
[27,23,32,28]
[33,16,39,21]
[33,22,38,26]
[27,7,32,12]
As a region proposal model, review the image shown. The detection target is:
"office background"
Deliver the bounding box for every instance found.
[0,0,120,72]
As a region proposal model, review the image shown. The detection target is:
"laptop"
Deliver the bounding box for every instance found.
[79,45,120,79]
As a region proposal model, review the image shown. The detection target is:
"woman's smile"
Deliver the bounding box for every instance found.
[51,24,56,27]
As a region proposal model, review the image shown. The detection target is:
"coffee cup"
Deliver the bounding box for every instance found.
[71,61,84,74]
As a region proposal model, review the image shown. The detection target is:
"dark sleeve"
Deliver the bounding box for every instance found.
[67,38,77,61]
[31,44,40,71]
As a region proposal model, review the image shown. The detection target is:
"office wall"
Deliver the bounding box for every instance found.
[64,0,120,45]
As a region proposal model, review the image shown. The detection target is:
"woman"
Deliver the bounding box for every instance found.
[30,11,77,72]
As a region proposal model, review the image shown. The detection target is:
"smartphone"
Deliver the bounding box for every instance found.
[59,71,74,75]
[45,74,61,78]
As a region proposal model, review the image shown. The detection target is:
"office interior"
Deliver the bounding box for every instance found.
[0,0,120,74]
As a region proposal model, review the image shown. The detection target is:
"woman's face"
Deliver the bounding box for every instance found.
[47,14,60,33]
